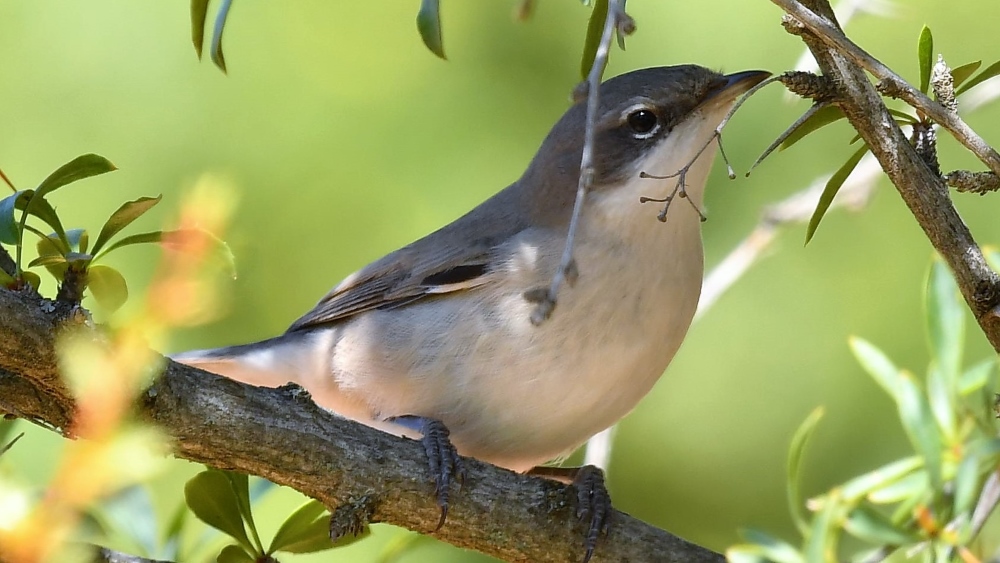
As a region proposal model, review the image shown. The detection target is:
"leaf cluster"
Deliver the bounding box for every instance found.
[779,26,1000,244]
[729,255,1000,563]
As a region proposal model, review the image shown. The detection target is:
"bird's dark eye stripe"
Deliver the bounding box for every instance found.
[627,109,658,135]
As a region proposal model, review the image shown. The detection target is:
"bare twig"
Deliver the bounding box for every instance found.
[772,0,1000,178]
[531,0,625,325]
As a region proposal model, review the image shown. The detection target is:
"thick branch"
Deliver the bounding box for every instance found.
[772,0,1000,351]
[0,288,722,563]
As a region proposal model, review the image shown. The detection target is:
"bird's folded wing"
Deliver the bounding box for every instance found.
[286,238,499,332]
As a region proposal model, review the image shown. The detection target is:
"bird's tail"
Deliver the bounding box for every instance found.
[171,331,338,401]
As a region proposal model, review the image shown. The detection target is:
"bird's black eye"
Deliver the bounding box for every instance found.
[626,109,658,135]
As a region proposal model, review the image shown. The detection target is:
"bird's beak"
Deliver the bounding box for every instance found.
[702,70,772,108]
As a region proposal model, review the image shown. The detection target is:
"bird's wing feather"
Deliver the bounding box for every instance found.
[287,186,530,332]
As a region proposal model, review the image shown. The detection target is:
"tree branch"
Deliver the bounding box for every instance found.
[771,0,1000,352]
[0,288,723,563]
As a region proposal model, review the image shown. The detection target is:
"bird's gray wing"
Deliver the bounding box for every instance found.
[287,186,529,332]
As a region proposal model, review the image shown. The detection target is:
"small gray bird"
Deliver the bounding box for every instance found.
[174,64,767,552]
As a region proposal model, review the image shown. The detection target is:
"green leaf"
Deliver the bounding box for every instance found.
[887,108,918,124]
[223,472,262,553]
[88,264,129,313]
[959,359,995,396]
[867,469,928,504]
[191,0,210,58]
[951,61,982,89]
[842,456,923,502]
[926,259,964,382]
[416,0,446,60]
[779,105,846,151]
[269,500,328,553]
[804,489,843,563]
[843,505,919,545]
[737,529,804,563]
[787,407,824,535]
[579,0,609,80]
[897,371,943,488]
[926,365,955,442]
[96,230,164,258]
[210,0,233,72]
[216,544,255,563]
[162,499,189,555]
[0,191,31,245]
[27,254,68,268]
[92,195,162,255]
[184,470,254,554]
[805,144,868,244]
[33,154,116,201]
[917,25,933,94]
[956,60,1000,96]
[849,336,902,401]
[955,438,1000,515]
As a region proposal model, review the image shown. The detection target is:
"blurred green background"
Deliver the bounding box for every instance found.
[2,0,1000,561]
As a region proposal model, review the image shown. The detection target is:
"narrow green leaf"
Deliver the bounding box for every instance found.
[416,0,446,60]
[897,371,943,488]
[779,105,846,151]
[956,60,1000,96]
[926,365,956,442]
[191,0,210,58]
[805,144,868,244]
[223,472,261,553]
[16,194,66,245]
[210,0,233,72]
[868,469,928,504]
[96,231,163,258]
[843,505,919,545]
[217,544,255,563]
[92,195,162,255]
[0,191,31,245]
[184,470,254,554]
[887,108,918,124]
[842,456,922,502]
[88,264,129,313]
[787,407,824,535]
[737,529,804,563]
[33,154,116,200]
[959,358,995,396]
[951,61,982,89]
[269,500,327,554]
[926,259,964,381]
[917,25,933,94]
[804,489,843,563]
[28,254,68,268]
[955,438,1000,516]
[579,0,608,80]
[849,336,902,401]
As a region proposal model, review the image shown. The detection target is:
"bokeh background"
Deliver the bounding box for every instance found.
[2,0,1000,561]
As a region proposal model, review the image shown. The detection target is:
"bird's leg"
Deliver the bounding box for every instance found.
[389,415,466,530]
[528,464,612,563]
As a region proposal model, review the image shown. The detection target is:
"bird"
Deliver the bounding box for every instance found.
[173,64,769,557]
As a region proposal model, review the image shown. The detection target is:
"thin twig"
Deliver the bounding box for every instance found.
[771,0,1000,178]
[531,0,623,325]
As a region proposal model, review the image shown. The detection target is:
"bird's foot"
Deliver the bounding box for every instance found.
[391,415,466,530]
[529,464,612,562]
